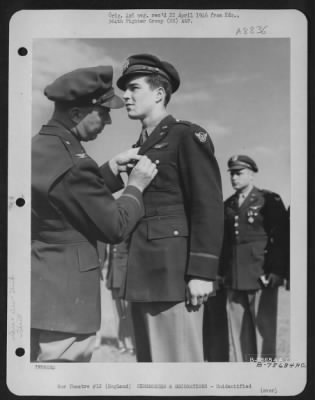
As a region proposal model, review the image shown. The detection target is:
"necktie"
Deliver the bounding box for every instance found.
[139,128,149,145]
[238,193,246,207]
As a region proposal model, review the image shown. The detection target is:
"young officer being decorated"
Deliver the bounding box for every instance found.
[116,54,224,362]
[219,155,289,361]
[31,66,157,362]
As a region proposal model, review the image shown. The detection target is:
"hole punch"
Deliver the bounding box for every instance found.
[16,198,25,207]
[15,347,25,357]
[18,47,28,56]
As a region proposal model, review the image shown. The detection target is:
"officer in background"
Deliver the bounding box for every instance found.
[31,66,157,362]
[116,54,224,362]
[219,155,289,362]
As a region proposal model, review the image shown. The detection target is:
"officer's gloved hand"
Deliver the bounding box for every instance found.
[267,273,283,288]
[127,156,158,192]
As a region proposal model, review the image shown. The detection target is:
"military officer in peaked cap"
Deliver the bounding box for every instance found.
[219,155,289,361]
[116,54,224,362]
[31,66,158,362]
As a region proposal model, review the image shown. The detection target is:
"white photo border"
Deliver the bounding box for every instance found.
[7,9,307,396]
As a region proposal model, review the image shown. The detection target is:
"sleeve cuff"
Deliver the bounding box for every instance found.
[186,252,219,280]
[121,185,144,214]
[99,162,124,193]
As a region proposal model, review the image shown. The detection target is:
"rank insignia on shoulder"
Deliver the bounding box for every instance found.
[194,131,208,143]
[75,153,88,159]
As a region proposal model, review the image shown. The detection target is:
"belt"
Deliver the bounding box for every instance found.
[144,204,186,217]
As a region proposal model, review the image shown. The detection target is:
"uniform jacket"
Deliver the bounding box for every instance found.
[123,115,224,302]
[31,119,144,334]
[219,186,289,290]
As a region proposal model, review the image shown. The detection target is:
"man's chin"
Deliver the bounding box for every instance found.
[127,112,139,120]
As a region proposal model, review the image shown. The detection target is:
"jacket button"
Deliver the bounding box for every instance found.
[235,215,239,220]
[234,223,239,227]
[173,230,179,236]
[155,160,160,165]
[235,230,239,235]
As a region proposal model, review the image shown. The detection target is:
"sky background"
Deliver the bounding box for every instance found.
[32,38,290,205]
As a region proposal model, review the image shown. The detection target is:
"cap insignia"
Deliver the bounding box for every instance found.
[231,155,238,161]
[122,59,130,73]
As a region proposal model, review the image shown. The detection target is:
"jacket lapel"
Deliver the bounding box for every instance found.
[239,186,258,210]
[228,194,239,212]
[138,115,176,155]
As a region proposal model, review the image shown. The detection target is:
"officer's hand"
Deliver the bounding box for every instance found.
[109,148,141,174]
[127,156,158,192]
[186,279,215,307]
[267,273,283,288]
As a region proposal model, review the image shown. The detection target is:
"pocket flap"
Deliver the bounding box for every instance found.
[147,216,189,240]
[77,244,100,272]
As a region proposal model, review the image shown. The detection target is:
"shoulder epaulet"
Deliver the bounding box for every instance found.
[40,124,89,164]
[261,189,282,202]
[174,119,193,127]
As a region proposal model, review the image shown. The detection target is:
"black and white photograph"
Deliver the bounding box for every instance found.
[7,9,307,396]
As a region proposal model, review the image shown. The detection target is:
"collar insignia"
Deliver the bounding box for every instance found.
[75,153,88,159]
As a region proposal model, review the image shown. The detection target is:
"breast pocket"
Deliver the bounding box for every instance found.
[147,215,189,240]
[145,150,177,190]
[76,243,100,272]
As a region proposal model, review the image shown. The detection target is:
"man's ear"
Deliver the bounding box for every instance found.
[69,107,82,124]
[155,87,166,104]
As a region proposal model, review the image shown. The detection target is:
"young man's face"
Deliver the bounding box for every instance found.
[123,76,160,120]
[230,168,254,192]
[74,105,112,141]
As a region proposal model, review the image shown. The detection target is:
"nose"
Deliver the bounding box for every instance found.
[123,90,130,101]
[104,113,112,125]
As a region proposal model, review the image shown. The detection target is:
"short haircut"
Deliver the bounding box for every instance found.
[145,74,172,106]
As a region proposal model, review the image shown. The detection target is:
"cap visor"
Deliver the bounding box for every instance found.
[228,166,247,171]
[117,71,153,91]
[101,94,124,109]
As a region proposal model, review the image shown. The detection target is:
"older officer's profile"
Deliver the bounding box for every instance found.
[117,54,224,362]
[219,155,289,362]
[31,66,157,362]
